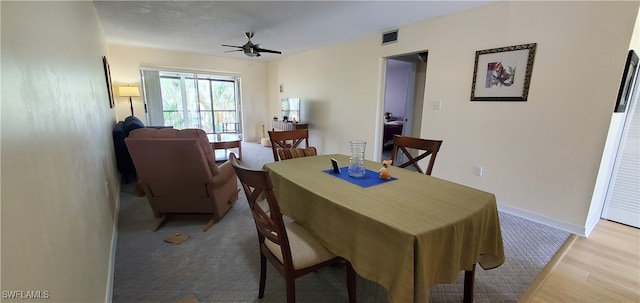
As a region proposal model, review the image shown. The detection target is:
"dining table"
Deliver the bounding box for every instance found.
[263,154,505,303]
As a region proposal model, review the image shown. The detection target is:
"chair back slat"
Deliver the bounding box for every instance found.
[390,135,443,175]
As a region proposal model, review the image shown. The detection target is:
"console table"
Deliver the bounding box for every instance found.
[272,120,308,131]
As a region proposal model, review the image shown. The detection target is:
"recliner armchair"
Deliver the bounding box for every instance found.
[125,128,238,231]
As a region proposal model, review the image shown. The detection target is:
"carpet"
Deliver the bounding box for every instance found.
[112,142,570,303]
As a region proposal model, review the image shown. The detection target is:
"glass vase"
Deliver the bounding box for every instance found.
[348,140,367,178]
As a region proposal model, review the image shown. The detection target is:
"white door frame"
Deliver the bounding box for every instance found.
[601,69,640,228]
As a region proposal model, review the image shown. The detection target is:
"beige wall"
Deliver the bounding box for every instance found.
[267,38,384,151]
[1,1,119,302]
[107,45,269,141]
[266,1,639,234]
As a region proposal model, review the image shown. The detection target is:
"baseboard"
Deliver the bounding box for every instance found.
[104,183,121,303]
[583,213,601,238]
[498,204,586,236]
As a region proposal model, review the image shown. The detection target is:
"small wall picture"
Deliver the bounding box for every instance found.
[614,50,639,113]
[471,43,537,101]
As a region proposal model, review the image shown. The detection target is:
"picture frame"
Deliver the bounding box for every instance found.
[470,43,537,101]
[102,56,115,108]
[614,50,639,113]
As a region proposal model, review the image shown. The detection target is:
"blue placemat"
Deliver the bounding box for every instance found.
[323,167,397,188]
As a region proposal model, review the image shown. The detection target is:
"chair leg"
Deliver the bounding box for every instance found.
[285,275,296,303]
[463,263,476,303]
[346,262,357,303]
[136,183,145,197]
[258,253,266,299]
[203,218,216,232]
[153,215,169,231]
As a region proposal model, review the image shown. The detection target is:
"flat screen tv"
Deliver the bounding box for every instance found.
[281,98,301,122]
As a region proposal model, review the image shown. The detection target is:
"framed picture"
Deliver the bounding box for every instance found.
[614,50,639,113]
[102,56,115,108]
[471,43,537,101]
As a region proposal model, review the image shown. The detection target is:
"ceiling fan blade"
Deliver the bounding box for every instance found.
[255,47,281,54]
[221,44,243,49]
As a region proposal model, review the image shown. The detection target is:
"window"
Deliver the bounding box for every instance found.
[141,69,242,137]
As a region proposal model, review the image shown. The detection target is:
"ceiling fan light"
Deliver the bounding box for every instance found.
[244,47,259,57]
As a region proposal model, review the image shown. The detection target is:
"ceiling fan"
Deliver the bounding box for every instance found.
[222,32,282,57]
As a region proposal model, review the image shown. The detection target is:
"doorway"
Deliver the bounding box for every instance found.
[381,52,428,160]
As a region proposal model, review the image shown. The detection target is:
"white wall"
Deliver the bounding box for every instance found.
[107,45,269,141]
[266,1,639,234]
[1,2,119,301]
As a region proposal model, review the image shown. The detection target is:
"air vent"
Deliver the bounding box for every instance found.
[382,30,398,45]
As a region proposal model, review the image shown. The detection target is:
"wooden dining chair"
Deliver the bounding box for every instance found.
[277,147,317,161]
[229,153,356,303]
[390,134,443,175]
[268,129,310,162]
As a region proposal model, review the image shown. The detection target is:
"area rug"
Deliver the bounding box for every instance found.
[111,142,570,302]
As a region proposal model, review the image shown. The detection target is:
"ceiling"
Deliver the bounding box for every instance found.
[93,1,495,61]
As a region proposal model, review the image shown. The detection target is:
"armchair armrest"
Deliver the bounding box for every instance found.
[206,159,239,221]
[209,161,236,188]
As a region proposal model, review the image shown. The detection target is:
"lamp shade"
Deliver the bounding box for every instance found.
[119,86,140,97]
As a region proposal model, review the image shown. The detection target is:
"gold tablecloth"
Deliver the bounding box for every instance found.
[264,154,505,303]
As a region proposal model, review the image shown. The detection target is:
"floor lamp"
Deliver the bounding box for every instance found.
[119,86,140,116]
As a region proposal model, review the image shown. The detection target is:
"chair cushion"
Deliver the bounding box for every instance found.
[264,221,335,270]
[277,147,317,160]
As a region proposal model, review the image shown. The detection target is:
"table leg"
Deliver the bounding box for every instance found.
[210,140,242,161]
[463,263,476,303]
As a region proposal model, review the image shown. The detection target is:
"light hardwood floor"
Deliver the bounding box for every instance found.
[520,219,640,303]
